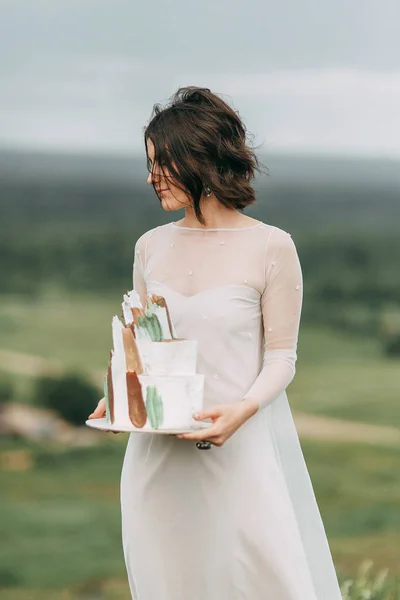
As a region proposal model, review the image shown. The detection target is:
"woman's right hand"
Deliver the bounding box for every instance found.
[88,398,119,434]
[88,397,106,419]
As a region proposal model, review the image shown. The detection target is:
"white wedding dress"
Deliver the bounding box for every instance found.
[120,220,343,600]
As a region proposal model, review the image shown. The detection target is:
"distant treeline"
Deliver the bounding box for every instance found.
[1,175,399,335]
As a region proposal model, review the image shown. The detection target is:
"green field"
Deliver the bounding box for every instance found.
[0,292,119,371]
[1,292,399,428]
[0,292,399,598]
[0,438,399,598]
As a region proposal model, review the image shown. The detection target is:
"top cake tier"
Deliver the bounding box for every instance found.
[118,289,199,377]
[135,338,198,376]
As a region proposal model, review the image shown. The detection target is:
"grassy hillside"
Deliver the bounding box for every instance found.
[0,438,399,597]
[0,149,399,598]
[1,292,399,429]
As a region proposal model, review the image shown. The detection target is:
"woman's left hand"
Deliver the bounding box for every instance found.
[177,398,259,447]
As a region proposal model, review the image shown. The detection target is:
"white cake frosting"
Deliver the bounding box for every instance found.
[105,290,204,430]
[138,374,204,429]
[135,338,198,376]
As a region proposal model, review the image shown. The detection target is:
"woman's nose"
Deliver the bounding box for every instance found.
[147,171,153,185]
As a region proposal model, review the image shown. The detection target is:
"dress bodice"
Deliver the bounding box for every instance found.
[133,221,303,411]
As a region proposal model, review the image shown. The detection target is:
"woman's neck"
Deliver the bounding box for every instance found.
[178,201,257,230]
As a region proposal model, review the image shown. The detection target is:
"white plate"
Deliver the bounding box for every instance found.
[85,417,212,435]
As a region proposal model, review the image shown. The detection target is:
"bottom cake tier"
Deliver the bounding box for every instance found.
[110,373,204,430]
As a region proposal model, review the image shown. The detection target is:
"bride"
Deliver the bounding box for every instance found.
[89,85,343,600]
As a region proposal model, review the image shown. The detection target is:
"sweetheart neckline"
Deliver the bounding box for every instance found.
[145,280,261,301]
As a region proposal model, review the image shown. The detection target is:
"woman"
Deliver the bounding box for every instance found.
[89,86,343,599]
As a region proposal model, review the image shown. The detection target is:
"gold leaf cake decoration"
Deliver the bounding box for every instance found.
[122,325,143,374]
[149,294,175,339]
[126,371,147,428]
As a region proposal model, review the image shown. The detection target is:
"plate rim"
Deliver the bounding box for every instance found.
[85,417,212,435]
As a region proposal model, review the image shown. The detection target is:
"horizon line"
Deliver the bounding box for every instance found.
[1,143,400,164]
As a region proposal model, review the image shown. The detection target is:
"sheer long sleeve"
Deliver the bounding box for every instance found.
[243,229,303,411]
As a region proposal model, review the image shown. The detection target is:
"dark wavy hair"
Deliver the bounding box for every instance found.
[143,86,266,224]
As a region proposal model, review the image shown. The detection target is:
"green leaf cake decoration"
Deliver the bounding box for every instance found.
[148,294,176,339]
[145,385,164,429]
[137,313,163,341]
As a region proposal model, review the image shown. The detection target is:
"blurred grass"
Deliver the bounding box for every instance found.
[290,326,400,427]
[0,437,399,594]
[300,439,400,575]
[0,587,129,600]
[0,582,130,600]
[0,292,382,372]
[1,292,399,427]
[298,326,380,364]
[0,441,126,590]
[290,360,400,428]
[0,371,36,405]
[0,292,399,597]
[0,292,118,371]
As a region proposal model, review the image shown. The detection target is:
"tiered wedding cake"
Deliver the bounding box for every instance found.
[104,290,204,431]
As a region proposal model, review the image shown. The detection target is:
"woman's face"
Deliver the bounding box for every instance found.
[146,138,191,212]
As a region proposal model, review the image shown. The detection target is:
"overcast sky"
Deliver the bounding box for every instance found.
[1,0,399,157]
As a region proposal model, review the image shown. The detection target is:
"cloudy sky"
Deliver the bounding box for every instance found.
[1,0,399,157]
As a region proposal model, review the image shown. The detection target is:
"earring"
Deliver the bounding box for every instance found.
[204,185,212,197]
